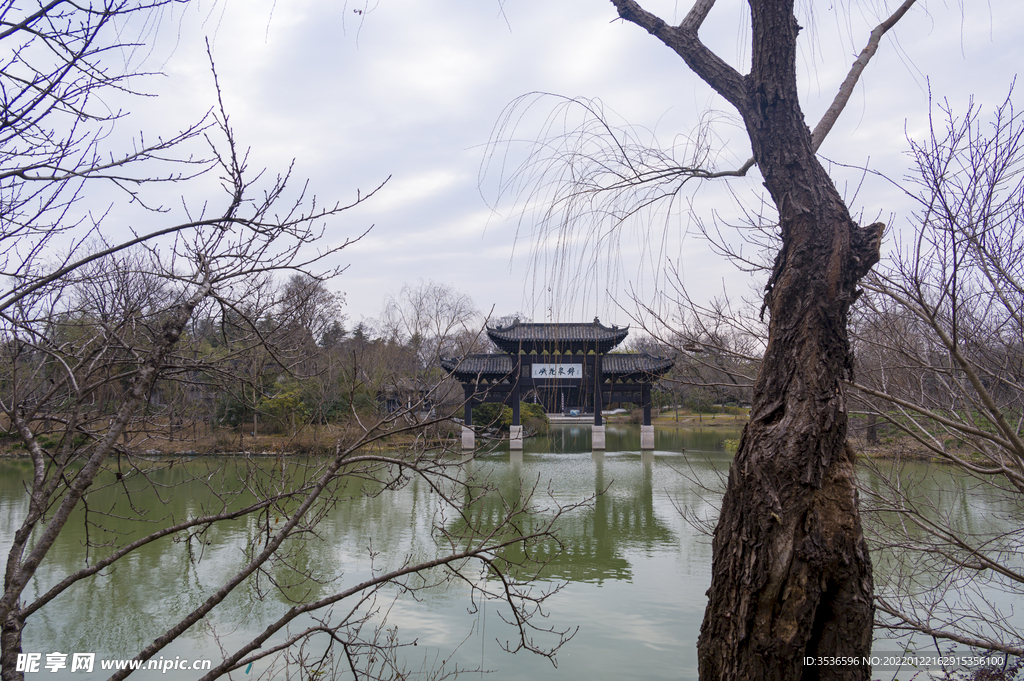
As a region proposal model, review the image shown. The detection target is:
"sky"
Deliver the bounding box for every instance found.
[98,0,1024,332]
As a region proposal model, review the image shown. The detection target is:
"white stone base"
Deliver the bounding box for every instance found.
[592,425,606,450]
[640,425,655,450]
[510,425,524,450]
[461,426,475,450]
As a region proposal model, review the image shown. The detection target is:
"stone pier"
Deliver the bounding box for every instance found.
[640,425,655,450]
[509,425,524,450]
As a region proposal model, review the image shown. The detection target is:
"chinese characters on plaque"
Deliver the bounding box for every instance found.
[531,363,583,379]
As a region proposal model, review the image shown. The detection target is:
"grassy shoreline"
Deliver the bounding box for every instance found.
[1,411,958,462]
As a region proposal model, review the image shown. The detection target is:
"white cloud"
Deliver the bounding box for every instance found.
[81,0,1024,325]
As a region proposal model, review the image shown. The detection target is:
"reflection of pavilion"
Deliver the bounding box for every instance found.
[452,453,677,585]
[441,320,672,450]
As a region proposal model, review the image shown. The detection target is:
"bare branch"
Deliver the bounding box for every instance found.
[810,0,919,150]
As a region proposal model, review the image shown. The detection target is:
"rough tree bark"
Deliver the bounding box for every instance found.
[608,1,894,679]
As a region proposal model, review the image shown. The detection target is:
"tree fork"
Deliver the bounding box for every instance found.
[553,0,903,676]
[607,0,890,675]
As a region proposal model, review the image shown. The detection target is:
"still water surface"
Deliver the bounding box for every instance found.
[0,424,1014,679]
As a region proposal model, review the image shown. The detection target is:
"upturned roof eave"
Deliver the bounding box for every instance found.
[485,320,629,354]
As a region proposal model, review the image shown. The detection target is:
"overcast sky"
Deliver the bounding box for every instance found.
[110,0,1023,331]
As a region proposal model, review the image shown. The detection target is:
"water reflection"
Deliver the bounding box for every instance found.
[0,425,742,680]
[21,424,979,681]
[454,447,689,586]
[524,424,738,454]
[545,451,677,583]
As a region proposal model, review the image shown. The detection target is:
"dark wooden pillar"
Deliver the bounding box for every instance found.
[512,355,521,426]
[510,352,524,450]
[594,353,603,426]
[640,381,655,450]
[464,385,473,426]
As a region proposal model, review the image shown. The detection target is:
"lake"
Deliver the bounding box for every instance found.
[1,424,1018,679]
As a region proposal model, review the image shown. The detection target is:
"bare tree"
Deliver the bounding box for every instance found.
[379,280,480,369]
[248,274,348,435]
[0,4,576,680]
[483,2,931,678]
[0,98,383,680]
[624,88,1024,661]
[0,0,212,309]
[630,283,763,411]
[849,91,1024,657]
[378,280,482,415]
[276,274,347,351]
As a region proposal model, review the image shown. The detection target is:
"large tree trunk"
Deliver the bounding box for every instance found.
[605,0,894,676]
[695,7,881,681]
[696,166,881,678]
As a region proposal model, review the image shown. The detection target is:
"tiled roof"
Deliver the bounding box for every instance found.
[602,353,674,378]
[486,319,628,353]
[440,354,515,381]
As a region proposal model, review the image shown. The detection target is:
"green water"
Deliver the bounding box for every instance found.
[0,425,1017,680]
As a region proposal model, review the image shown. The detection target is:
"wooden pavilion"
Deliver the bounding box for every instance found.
[440,319,673,450]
